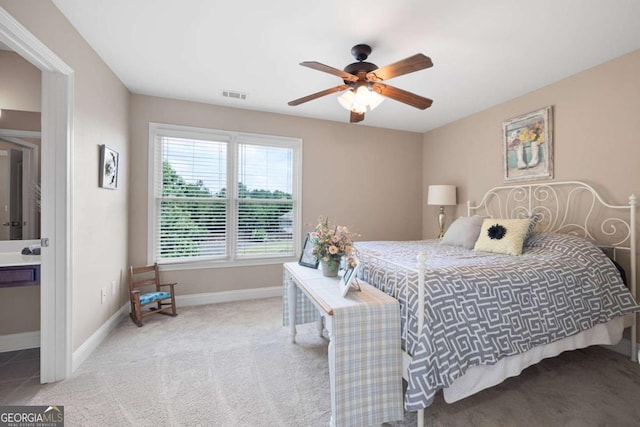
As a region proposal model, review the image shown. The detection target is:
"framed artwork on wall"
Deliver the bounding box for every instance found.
[503,106,553,183]
[99,144,119,189]
[298,232,319,268]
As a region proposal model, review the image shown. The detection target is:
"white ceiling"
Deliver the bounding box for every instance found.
[51,0,640,133]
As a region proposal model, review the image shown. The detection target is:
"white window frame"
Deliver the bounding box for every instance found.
[148,122,302,270]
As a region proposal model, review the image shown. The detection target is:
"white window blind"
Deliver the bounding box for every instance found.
[236,143,294,257]
[157,136,228,261]
[149,123,300,266]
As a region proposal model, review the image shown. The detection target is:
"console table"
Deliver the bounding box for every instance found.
[283,262,403,427]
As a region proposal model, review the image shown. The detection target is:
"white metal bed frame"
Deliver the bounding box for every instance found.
[465,181,636,357]
[368,181,637,427]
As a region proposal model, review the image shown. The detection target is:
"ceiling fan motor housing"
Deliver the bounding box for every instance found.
[343,61,378,84]
[351,44,372,61]
[343,44,378,84]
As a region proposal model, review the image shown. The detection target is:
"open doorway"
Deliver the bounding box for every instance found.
[0,6,72,383]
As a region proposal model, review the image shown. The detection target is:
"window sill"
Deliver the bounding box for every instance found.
[157,256,299,272]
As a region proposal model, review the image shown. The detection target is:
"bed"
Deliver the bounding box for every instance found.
[354,181,638,426]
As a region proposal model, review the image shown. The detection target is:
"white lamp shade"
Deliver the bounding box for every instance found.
[427,185,457,206]
[338,89,356,111]
[337,86,385,113]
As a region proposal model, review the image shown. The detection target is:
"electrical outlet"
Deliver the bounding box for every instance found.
[101,287,107,304]
[111,280,117,295]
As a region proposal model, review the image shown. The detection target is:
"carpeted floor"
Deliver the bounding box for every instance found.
[24,297,640,426]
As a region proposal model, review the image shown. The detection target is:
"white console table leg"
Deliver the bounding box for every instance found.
[328,327,336,427]
[287,276,297,343]
[317,316,324,337]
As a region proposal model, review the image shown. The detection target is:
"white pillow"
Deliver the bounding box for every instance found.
[473,218,531,256]
[440,215,485,249]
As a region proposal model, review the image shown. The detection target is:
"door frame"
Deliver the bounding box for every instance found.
[0,6,73,382]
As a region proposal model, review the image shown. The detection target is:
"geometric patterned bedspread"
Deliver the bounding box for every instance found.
[355,233,640,411]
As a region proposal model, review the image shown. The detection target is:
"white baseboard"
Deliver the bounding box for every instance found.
[72,303,129,372]
[71,286,283,372]
[175,286,282,307]
[0,330,40,352]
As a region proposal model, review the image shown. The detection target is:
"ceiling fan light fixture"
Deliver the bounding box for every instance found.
[337,89,356,111]
[290,44,433,123]
[337,86,384,114]
[363,86,385,110]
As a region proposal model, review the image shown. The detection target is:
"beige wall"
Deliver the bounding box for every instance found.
[0,50,40,112]
[0,109,41,131]
[422,48,640,340]
[130,94,423,294]
[423,49,640,234]
[0,0,130,351]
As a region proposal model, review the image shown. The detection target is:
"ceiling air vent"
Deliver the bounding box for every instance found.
[221,90,247,100]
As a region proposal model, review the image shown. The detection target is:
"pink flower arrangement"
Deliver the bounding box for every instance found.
[310,217,355,268]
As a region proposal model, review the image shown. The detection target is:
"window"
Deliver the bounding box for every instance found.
[149,123,301,267]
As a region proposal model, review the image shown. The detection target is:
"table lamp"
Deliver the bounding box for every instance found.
[427,185,457,238]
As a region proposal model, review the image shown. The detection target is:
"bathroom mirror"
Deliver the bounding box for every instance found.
[0,110,41,241]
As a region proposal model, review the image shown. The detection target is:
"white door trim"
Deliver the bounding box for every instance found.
[0,6,73,382]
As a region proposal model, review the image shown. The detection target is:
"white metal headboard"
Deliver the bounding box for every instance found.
[467,180,637,360]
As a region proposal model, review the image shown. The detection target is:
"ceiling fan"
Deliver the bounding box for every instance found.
[288,44,433,123]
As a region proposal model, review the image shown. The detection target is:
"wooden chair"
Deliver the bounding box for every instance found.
[128,263,177,327]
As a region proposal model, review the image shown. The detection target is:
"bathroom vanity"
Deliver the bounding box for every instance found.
[0,253,40,288]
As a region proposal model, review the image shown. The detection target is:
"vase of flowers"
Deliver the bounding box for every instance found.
[320,259,340,277]
[310,217,355,277]
[507,119,545,170]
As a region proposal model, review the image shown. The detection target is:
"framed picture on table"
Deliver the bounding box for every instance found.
[339,257,360,297]
[298,233,319,268]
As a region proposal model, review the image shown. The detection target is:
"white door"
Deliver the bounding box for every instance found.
[1,6,74,382]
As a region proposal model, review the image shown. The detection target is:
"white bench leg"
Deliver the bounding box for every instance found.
[287,277,297,343]
[317,315,324,337]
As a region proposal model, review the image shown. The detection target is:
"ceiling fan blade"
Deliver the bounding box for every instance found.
[300,61,359,82]
[372,83,433,110]
[288,84,350,106]
[350,111,365,123]
[366,54,433,82]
